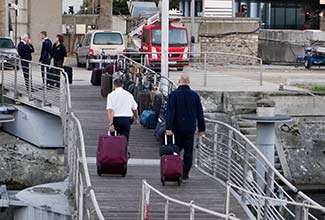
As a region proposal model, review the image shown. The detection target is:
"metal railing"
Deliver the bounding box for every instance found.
[1,55,64,115]
[1,54,105,220]
[196,118,325,220]
[123,51,264,87]
[141,180,241,220]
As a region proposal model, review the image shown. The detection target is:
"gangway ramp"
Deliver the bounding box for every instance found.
[71,85,249,219]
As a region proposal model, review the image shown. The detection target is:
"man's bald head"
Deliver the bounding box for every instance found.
[179,74,190,85]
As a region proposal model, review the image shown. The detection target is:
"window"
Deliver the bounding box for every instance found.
[93,33,123,45]
[143,29,149,44]
[0,38,15,49]
[151,28,188,46]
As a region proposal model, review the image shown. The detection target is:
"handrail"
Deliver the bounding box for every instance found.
[1,55,105,220]
[204,118,298,192]
[197,118,325,219]
[141,180,241,220]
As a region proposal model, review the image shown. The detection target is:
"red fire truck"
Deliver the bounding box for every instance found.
[140,23,190,71]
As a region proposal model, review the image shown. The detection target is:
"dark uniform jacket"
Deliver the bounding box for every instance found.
[17,41,34,60]
[166,85,205,135]
[39,38,52,64]
[51,43,67,62]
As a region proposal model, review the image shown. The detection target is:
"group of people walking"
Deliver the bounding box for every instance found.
[17,31,67,90]
[106,74,205,180]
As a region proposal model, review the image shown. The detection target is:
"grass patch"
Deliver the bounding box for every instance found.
[295,84,325,91]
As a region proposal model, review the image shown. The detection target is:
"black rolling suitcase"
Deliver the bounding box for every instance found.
[101,73,113,97]
[63,65,73,84]
[91,68,102,86]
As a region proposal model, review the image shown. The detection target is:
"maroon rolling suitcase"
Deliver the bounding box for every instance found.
[160,135,183,186]
[96,133,128,177]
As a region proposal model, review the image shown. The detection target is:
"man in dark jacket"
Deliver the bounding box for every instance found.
[17,33,34,91]
[166,74,205,180]
[39,31,52,84]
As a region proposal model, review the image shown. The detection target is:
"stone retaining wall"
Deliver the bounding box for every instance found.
[0,131,64,189]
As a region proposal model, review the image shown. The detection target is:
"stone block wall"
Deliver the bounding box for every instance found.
[200,34,259,65]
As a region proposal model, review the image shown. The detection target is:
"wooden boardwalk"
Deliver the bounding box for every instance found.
[71,85,249,220]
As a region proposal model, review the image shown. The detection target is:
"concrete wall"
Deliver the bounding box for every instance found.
[29,0,62,54]
[259,30,325,64]
[0,0,8,36]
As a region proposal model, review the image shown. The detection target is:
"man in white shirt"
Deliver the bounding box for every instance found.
[107,78,139,141]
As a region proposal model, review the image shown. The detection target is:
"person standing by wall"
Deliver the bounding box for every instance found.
[166,74,206,180]
[51,34,67,87]
[17,33,35,91]
[107,78,139,142]
[39,31,52,85]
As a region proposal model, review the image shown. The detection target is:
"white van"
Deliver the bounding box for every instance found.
[76,30,125,70]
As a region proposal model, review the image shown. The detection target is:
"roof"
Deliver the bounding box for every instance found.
[143,24,187,30]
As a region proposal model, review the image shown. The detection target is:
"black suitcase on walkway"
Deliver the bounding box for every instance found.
[63,65,73,84]
[101,73,113,97]
[91,68,102,86]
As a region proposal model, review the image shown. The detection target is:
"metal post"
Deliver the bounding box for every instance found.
[213,124,218,177]
[164,200,169,220]
[14,57,18,99]
[189,201,195,220]
[1,55,4,104]
[190,0,195,52]
[43,65,48,105]
[259,71,263,86]
[28,62,32,100]
[224,183,231,215]
[227,130,233,181]
[141,180,146,220]
[203,53,207,86]
[241,143,249,202]
[161,0,169,79]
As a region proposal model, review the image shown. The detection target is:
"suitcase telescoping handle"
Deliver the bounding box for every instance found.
[165,134,175,145]
[108,131,118,136]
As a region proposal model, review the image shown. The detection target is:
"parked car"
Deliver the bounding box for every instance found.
[76,30,125,70]
[0,37,19,69]
[304,45,325,69]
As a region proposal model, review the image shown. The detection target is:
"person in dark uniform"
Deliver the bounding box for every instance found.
[17,33,34,91]
[51,34,67,87]
[166,74,206,180]
[39,31,52,84]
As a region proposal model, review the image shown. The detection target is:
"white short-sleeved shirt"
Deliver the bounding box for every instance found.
[106,87,138,117]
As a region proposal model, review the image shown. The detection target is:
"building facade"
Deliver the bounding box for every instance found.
[178,0,322,30]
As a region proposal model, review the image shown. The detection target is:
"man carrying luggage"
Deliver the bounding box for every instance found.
[107,78,139,142]
[166,74,205,180]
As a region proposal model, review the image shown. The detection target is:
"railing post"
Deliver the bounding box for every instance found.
[164,200,169,220]
[203,52,207,86]
[241,143,249,202]
[227,130,233,181]
[294,195,303,220]
[190,201,195,220]
[224,183,231,215]
[28,62,32,100]
[263,167,274,220]
[213,124,218,177]
[302,204,309,220]
[1,55,4,104]
[43,64,48,105]
[14,57,18,99]
[259,71,263,86]
[141,180,150,220]
[257,199,263,220]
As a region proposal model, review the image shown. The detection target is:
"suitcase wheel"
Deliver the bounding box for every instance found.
[161,177,165,186]
[122,165,127,177]
[97,166,102,176]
